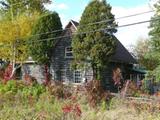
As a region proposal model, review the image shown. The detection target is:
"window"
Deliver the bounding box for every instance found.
[74,70,82,83]
[65,47,73,58]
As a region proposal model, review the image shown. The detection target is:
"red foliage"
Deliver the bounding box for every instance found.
[0,69,4,79]
[112,68,123,87]
[3,64,14,83]
[85,80,112,107]
[62,103,82,117]
[24,74,37,85]
[62,95,82,117]
[62,104,72,113]
[74,104,82,117]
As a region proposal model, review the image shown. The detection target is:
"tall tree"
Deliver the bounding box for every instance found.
[0,0,51,19]
[141,1,160,83]
[0,13,39,81]
[27,12,62,84]
[133,38,159,70]
[149,1,160,52]
[148,1,160,70]
[0,0,49,81]
[72,0,117,80]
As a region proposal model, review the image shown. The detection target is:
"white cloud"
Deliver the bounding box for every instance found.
[57,3,69,10]
[45,3,69,11]
[112,4,154,47]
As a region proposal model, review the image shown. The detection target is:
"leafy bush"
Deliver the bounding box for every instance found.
[21,84,46,98]
[85,80,113,108]
[121,81,142,97]
[0,80,19,94]
[0,80,46,99]
[47,81,72,99]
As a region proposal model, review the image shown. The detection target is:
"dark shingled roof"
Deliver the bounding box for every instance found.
[66,20,137,64]
[70,20,79,27]
[111,38,137,63]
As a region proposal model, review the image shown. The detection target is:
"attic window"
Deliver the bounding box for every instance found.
[65,47,73,58]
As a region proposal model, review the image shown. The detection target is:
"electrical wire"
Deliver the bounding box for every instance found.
[0,17,158,47]
[26,10,155,38]
[16,17,160,44]
[0,10,156,45]
[11,10,155,40]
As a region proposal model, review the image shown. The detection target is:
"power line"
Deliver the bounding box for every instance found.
[0,7,154,39]
[0,16,158,47]
[80,10,154,27]
[0,10,155,43]
[20,10,154,39]
[116,10,153,20]
[23,17,160,44]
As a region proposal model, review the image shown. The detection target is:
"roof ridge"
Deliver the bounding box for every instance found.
[70,20,79,30]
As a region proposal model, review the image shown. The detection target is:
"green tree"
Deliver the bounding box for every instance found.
[28,12,62,84]
[144,1,160,83]
[0,0,51,19]
[0,13,39,80]
[148,1,160,70]
[133,38,159,70]
[0,0,49,80]
[72,0,117,80]
[149,1,160,52]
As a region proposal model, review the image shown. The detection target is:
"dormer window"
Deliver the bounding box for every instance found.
[65,47,73,58]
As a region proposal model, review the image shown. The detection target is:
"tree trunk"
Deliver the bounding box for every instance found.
[92,63,97,80]
[92,63,103,81]
[97,67,102,81]
[44,64,50,85]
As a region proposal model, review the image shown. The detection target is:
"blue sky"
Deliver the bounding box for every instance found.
[47,0,150,25]
[45,0,153,47]
[108,0,148,7]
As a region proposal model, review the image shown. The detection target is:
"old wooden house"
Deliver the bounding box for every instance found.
[21,20,144,91]
[49,20,139,90]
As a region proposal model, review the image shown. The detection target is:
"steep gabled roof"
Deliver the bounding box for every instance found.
[111,38,137,63]
[70,20,79,28]
[64,20,137,64]
[65,20,78,30]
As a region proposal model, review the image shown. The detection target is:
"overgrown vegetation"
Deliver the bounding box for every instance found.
[0,80,159,120]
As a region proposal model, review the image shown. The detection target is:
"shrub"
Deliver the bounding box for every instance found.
[85,80,113,108]
[47,81,72,99]
[62,95,82,119]
[0,80,18,94]
[121,81,142,97]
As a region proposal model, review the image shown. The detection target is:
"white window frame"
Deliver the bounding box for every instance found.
[65,47,73,58]
[73,70,82,83]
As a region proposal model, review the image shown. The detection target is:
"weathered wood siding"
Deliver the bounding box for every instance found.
[50,24,93,83]
[50,36,73,82]
[21,64,45,84]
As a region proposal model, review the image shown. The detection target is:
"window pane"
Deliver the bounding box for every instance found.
[74,70,82,83]
[65,47,73,58]
[66,53,73,57]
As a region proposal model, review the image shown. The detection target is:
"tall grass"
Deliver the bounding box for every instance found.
[0,80,159,120]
